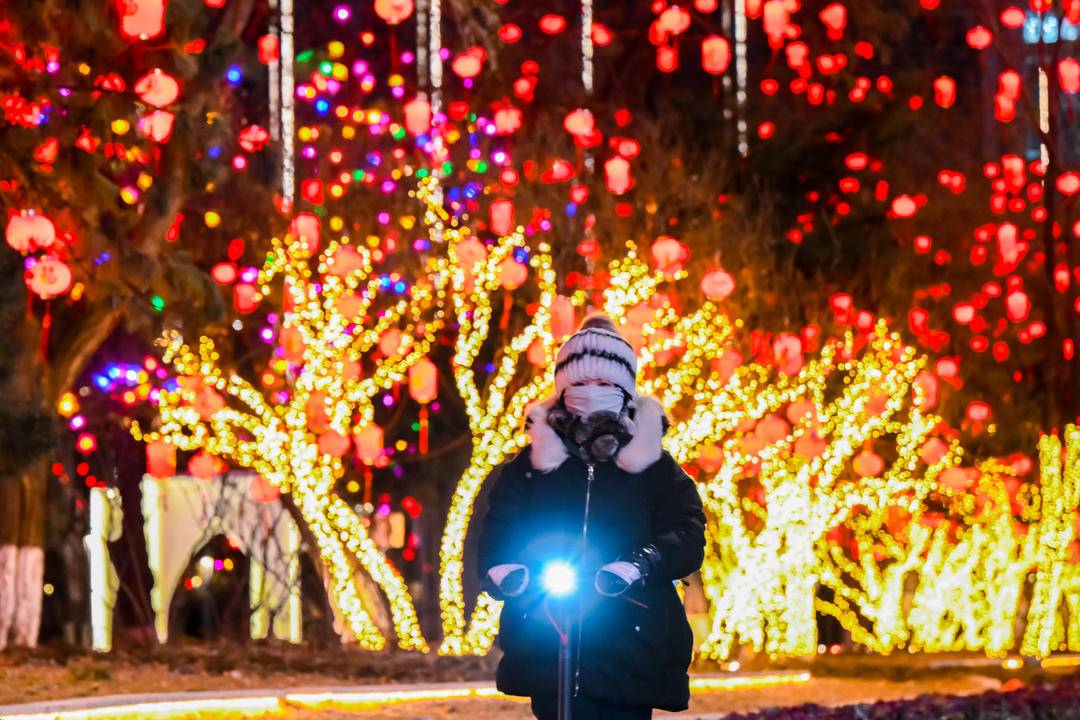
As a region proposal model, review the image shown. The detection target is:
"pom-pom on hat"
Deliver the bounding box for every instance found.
[554,313,638,398]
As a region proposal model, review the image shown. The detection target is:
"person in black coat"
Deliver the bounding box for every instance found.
[477,314,707,720]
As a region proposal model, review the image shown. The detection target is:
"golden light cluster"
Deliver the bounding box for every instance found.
[136,177,1080,660]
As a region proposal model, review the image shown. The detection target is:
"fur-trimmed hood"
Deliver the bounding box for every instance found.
[524,394,668,474]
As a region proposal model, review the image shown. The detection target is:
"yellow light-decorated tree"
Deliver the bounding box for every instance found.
[131,212,453,651]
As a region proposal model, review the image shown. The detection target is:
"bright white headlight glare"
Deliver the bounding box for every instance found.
[540,561,577,597]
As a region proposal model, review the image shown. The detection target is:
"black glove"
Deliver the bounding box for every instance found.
[594,544,662,596]
[485,563,529,599]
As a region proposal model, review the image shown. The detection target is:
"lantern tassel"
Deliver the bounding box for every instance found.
[419,405,429,454]
[363,465,374,505]
[500,288,512,330]
[39,299,52,359]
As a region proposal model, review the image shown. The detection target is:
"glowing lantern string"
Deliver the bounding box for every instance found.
[6,213,56,253]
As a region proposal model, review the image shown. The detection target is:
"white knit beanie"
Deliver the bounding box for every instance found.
[554,314,638,399]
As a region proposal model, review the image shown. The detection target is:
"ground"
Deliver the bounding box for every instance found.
[0,643,1069,718]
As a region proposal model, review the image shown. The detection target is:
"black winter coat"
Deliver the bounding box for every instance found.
[476,445,706,711]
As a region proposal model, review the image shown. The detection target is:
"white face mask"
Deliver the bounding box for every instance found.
[562,384,627,418]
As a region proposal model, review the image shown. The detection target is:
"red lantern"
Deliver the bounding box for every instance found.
[998,70,1021,99]
[6,213,56,253]
[25,256,73,299]
[756,414,790,443]
[146,440,176,477]
[551,295,576,339]
[494,106,522,135]
[408,358,438,404]
[697,445,723,474]
[194,386,225,420]
[563,109,595,138]
[135,69,180,107]
[819,3,846,39]
[1060,58,1080,95]
[762,0,789,47]
[965,25,993,50]
[451,47,485,79]
[374,0,414,25]
[891,195,918,218]
[920,438,949,465]
[701,35,731,75]
[853,449,884,478]
[604,156,633,195]
[656,45,679,73]
[772,333,803,375]
[1006,290,1030,322]
[258,35,279,64]
[233,283,259,313]
[539,14,567,34]
[116,0,167,41]
[966,401,991,422]
[795,432,826,459]
[499,259,527,290]
[137,110,175,143]
[940,467,974,491]
[326,245,364,277]
[657,6,691,35]
[354,424,384,465]
[188,450,225,480]
[248,475,280,503]
[997,223,1019,264]
[651,236,689,273]
[933,76,956,108]
[318,430,350,457]
[305,391,330,433]
[290,213,320,255]
[404,97,432,135]
[238,125,270,152]
[700,269,735,300]
[379,328,405,357]
[490,198,515,236]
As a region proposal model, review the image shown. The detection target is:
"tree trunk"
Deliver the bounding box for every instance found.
[0,460,47,650]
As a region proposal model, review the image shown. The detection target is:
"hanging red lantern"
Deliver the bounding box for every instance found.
[1006,290,1030,322]
[490,198,515,236]
[290,213,320,255]
[116,0,167,41]
[248,475,280,503]
[657,6,691,35]
[701,268,735,300]
[188,450,225,480]
[853,449,884,478]
[326,245,364,277]
[656,45,679,73]
[940,467,973,491]
[146,439,176,478]
[539,14,567,34]
[194,386,225,420]
[920,438,949,465]
[499,258,527,290]
[493,106,523,135]
[451,47,485,79]
[997,223,1020,264]
[966,401,991,422]
[1060,58,1080,94]
[408,358,438,404]
[374,0,414,25]
[137,110,175,143]
[819,3,847,39]
[6,212,56,253]
[604,156,633,194]
[563,109,595,138]
[317,430,351,457]
[238,124,270,152]
[651,236,689,273]
[762,0,789,47]
[25,256,73,299]
[772,333,803,375]
[257,34,279,64]
[933,76,956,108]
[551,295,576,339]
[701,35,731,75]
[233,282,259,313]
[135,69,180,107]
[965,25,992,50]
[694,0,718,10]
[696,445,723,473]
[354,424,384,465]
[404,97,432,134]
[998,70,1021,99]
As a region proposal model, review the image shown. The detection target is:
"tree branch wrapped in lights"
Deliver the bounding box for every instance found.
[133,177,1080,660]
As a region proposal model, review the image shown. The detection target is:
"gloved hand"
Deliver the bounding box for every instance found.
[487,563,529,598]
[595,544,663,597]
[595,561,642,596]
